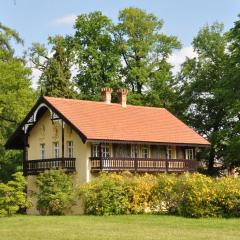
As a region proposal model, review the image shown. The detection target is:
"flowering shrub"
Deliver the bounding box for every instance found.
[215,177,240,217]
[0,172,31,217]
[79,172,240,218]
[176,173,219,217]
[124,173,156,214]
[151,174,181,213]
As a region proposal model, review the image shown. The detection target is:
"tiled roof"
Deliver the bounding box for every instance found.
[45,96,210,146]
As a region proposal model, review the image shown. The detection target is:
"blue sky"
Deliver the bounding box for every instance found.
[1,0,240,85]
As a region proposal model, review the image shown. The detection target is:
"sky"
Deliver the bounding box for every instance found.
[1,0,240,86]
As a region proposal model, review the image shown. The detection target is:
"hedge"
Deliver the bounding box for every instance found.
[79,172,240,218]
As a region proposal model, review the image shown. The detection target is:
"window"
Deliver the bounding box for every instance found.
[67,141,73,158]
[185,149,194,160]
[167,146,176,159]
[40,143,45,159]
[91,143,111,158]
[131,144,139,158]
[53,142,59,158]
[141,145,149,158]
[91,144,100,157]
[102,143,110,158]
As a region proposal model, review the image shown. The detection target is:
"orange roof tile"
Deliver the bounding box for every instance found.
[44,96,210,146]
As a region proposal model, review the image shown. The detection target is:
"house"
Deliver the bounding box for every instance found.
[5,88,210,214]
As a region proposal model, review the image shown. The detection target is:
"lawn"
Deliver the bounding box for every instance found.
[0,215,239,240]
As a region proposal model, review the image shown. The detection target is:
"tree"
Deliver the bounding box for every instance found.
[29,35,76,98]
[176,23,233,174]
[0,22,36,182]
[0,22,23,60]
[221,16,240,169]
[69,11,122,100]
[115,7,181,106]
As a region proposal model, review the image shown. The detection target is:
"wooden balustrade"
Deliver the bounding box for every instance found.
[26,158,76,175]
[90,157,198,173]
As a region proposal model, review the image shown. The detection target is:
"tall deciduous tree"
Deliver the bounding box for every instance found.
[30,35,76,98]
[221,16,240,169]
[176,23,233,174]
[69,11,122,100]
[115,7,181,106]
[0,23,36,181]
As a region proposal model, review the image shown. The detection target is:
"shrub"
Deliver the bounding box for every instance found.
[176,173,219,218]
[79,172,129,215]
[0,172,31,217]
[124,173,156,214]
[35,169,76,215]
[151,174,181,214]
[79,172,240,218]
[215,177,240,217]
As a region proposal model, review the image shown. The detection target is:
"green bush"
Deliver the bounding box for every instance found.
[0,172,31,217]
[79,173,129,215]
[35,169,76,215]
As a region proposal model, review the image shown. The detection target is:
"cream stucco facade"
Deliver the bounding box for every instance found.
[27,110,92,214]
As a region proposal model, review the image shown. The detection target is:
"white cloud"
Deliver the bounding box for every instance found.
[168,46,197,74]
[51,14,77,26]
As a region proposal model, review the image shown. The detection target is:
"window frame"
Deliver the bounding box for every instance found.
[53,142,59,159]
[101,143,111,158]
[131,144,139,158]
[141,145,150,158]
[91,144,100,157]
[185,148,194,160]
[67,141,74,158]
[166,146,176,160]
[40,143,45,160]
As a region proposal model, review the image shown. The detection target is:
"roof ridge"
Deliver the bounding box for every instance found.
[43,96,166,110]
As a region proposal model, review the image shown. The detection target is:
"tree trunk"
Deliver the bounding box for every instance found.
[207,146,215,175]
[136,82,142,94]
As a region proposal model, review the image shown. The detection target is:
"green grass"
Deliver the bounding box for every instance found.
[0,215,239,240]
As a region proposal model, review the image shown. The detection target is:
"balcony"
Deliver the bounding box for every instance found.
[90,157,199,173]
[25,158,76,176]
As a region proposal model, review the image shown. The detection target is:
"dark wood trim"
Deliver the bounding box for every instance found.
[23,131,27,176]
[90,157,198,173]
[5,96,88,150]
[41,97,87,144]
[99,143,102,170]
[86,139,210,148]
[5,96,44,149]
[26,158,76,175]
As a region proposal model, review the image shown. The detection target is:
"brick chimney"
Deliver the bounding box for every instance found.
[101,88,113,104]
[117,89,128,107]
